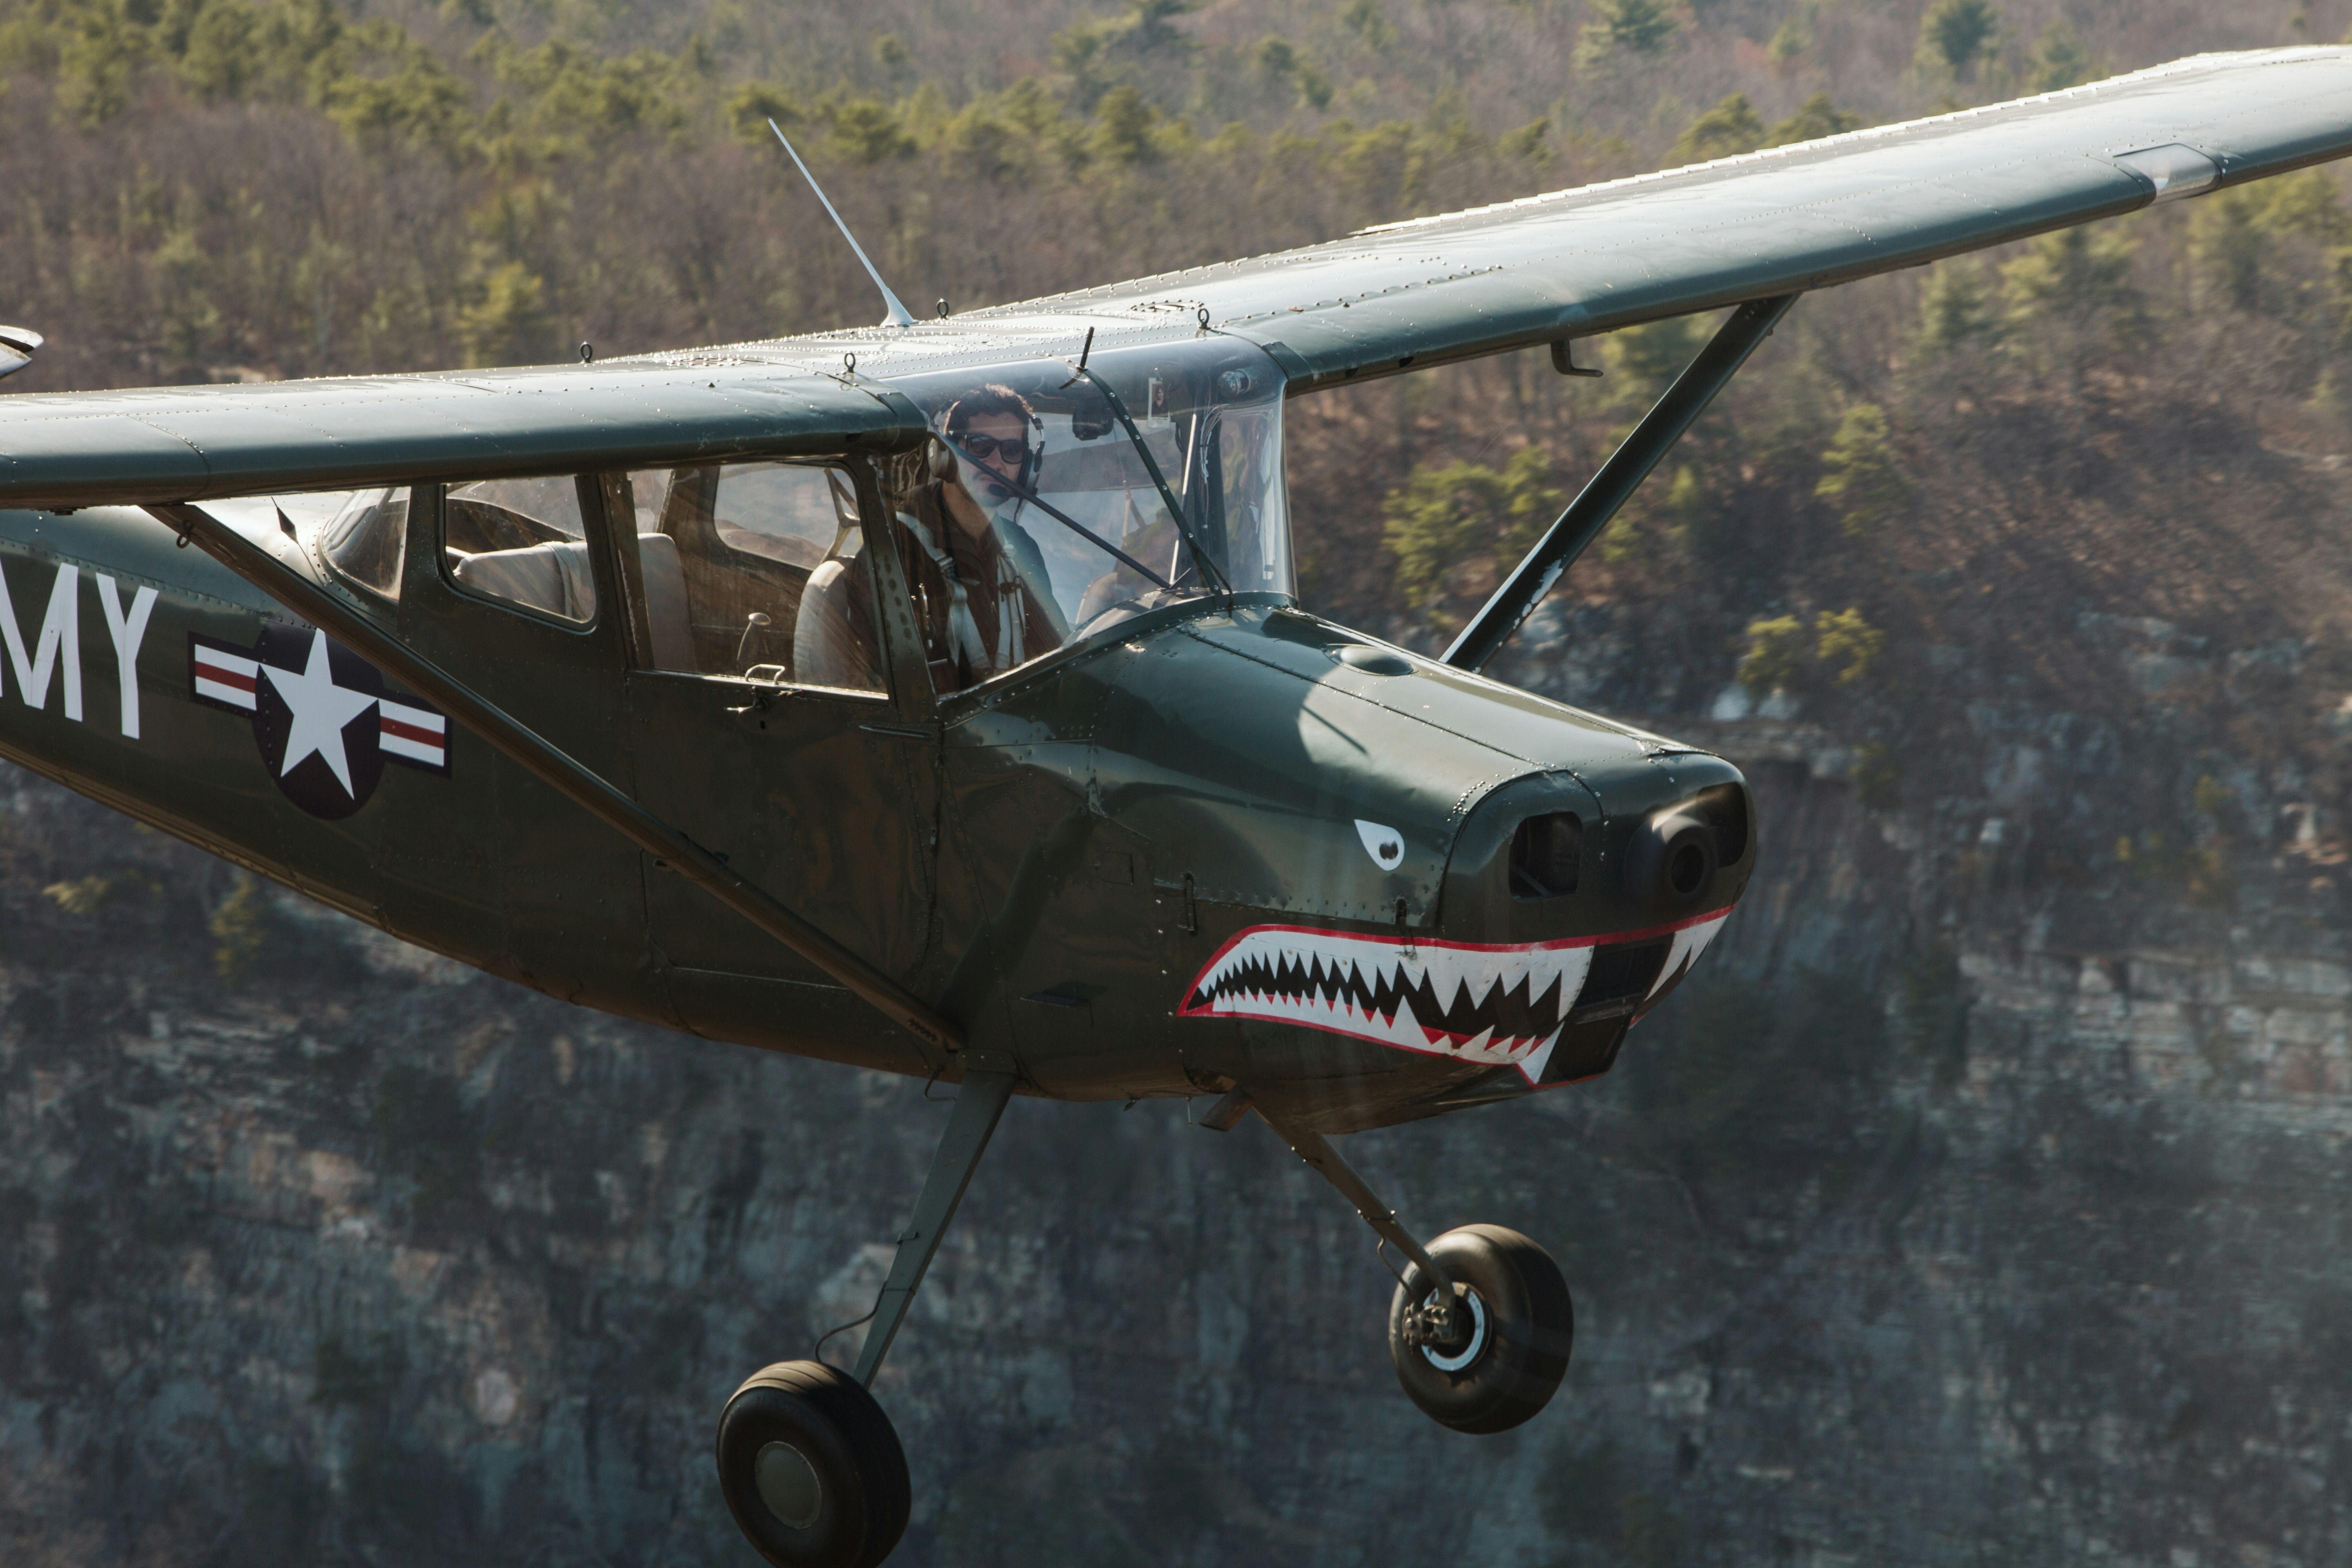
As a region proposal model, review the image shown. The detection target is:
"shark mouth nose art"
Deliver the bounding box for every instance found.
[1179,912,1733,1083]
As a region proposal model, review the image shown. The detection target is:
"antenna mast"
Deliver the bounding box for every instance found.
[768,119,916,330]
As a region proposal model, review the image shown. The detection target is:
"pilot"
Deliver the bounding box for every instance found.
[797,386,1070,693]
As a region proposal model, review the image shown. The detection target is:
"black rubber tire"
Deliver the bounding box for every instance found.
[1388,1224,1573,1434]
[716,1360,911,1568]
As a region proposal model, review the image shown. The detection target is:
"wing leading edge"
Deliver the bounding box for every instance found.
[0,363,926,512]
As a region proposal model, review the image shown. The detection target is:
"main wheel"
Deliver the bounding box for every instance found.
[716,1360,911,1568]
[1388,1224,1573,1434]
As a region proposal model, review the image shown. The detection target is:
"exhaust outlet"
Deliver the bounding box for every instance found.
[1626,806,1719,909]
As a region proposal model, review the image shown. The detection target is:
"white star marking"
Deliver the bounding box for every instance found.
[263,630,379,797]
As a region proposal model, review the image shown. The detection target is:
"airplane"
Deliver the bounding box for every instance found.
[0,46,2347,1568]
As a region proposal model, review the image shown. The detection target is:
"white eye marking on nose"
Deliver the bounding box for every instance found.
[1355,820,1405,871]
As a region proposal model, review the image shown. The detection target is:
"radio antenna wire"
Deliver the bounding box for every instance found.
[768,118,916,330]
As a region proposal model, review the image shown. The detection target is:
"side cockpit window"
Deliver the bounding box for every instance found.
[617,462,883,694]
[443,477,598,624]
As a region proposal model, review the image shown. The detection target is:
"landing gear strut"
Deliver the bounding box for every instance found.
[716,1070,1018,1568]
[1248,1099,1574,1434]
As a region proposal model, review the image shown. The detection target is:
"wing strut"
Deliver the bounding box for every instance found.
[143,501,964,1057]
[1443,293,1800,673]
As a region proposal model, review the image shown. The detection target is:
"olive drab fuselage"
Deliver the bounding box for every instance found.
[0,439,1753,1135]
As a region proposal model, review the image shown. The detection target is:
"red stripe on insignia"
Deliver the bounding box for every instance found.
[379,700,443,730]
[379,717,440,746]
[203,669,257,693]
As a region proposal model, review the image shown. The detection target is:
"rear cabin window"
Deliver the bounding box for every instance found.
[320,488,408,599]
[443,477,598,625]
[619,462,882,693]
[198,488,402,602]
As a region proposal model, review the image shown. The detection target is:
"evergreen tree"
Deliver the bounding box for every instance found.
[1382,448,1561,610]
[1576,0,1679,73]
[1815,405,1909,536]
[1916,259,1996,352]
[1672,93,1764,162]
[2025,20,2093,92]
[1915,0,2002,80]
[1764,92,1862,148]
[2000,227,2140,337]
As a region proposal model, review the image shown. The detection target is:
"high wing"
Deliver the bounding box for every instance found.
[1007,46,2352,392]
[1,47,2350,507]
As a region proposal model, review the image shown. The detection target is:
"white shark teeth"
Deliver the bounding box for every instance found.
[1180,913,1733,1086]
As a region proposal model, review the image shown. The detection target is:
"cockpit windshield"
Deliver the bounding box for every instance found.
[864,341,1290,694]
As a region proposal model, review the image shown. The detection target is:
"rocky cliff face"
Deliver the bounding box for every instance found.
[4,574,2349,1567]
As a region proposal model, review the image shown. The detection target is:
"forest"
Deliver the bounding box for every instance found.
[5,2,2351,733]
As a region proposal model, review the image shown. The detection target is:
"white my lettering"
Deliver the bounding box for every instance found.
[96,574,159,738]
[0,560,80,721]
[0,561,161,737]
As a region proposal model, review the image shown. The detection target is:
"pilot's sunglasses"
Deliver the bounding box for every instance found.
[956,435,1032,463]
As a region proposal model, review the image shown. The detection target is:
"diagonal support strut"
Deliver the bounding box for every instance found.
[852,1070,1018,1385]
[1443,293,1802,673]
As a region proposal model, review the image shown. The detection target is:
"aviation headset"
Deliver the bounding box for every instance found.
[935,386,1043,491]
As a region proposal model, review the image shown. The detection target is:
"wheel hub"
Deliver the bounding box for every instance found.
[754,1440,823,1529]
[1410,1286,1489,1371]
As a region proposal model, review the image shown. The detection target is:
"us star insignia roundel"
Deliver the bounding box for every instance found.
[189,625,449,819]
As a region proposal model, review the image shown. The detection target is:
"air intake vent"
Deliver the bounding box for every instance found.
[1509,813,1582,900]
[1581,939,1669,1006]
